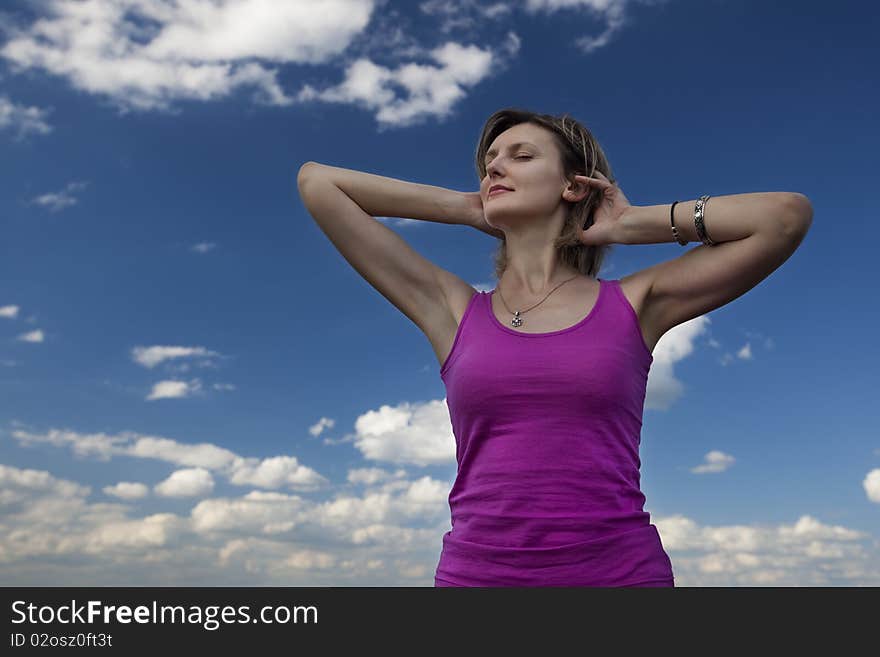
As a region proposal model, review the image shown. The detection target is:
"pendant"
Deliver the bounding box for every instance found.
[511,311,523,327]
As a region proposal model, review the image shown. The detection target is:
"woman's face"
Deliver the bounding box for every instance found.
[480,123,571,229]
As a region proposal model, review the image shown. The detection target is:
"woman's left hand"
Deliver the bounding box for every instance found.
[574,171,634,246]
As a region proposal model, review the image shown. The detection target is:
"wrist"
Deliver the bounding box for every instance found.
[616,207,640,244]
[617,203,689,245]
[456,191,483,230]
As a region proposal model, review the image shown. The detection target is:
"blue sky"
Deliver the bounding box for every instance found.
[1,0,877,586]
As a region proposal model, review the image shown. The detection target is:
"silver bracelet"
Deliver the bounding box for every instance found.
[670,201,688,246]
[694,195,716,246]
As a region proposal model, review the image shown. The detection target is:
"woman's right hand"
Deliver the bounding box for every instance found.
[462,191,505,239]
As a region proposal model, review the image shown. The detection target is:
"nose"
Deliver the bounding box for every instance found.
[486,152,507,177]
[485,161,507,190]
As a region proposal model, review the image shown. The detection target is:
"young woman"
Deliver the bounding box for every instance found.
[296,108,813,587]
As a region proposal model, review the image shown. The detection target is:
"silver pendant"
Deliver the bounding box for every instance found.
[511,311,523,327]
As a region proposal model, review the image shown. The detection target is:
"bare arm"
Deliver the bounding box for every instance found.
[297,162,493,336]
[297,162,504,239]
[623,193,812,339]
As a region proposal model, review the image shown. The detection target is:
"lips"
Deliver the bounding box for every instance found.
[488,186,513,196]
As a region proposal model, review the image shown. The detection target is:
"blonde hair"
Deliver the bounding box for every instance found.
[475,107,617,280]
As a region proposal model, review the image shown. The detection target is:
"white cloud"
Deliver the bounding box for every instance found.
[864,469,880,503]
[1,462,878,586]
[191,490,306,535]
[347,467,408,486]
[131,345,221,369]
[0,95,53,139]
[11,427,129,461]
[351,398,456,466]
[0,0,660,128]
[103,481,149,500]
[190,242,217,253]
[9,426,329,492]
[297,41,495,129]
[0,463,90,507]
[132,345,227,398]
[0,0,375,113]
[691,450,736,474]
[227,456,327,491]
[419,0,514,33]
[523,0,631,54]
[309,417,336,437]
[29,181,88,212]
[779,515,863,542]
[501,30,521,56]
[487,4,515,20]
[16,329,44,343]
[744,330,775,351]
[146,378,202,400]
[82,514,183,553]
[391,475,449,519]
[144,379,202,401]
[302,476,450,541]
[653,513,874,586]
[128,435,240,469]
[645,315,710,411]
[154,468,215,498]
[0,305,21,319]
[0,464,190,567]
[215,537,339,575]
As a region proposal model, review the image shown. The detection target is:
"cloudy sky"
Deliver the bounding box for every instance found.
[1,0,877,586]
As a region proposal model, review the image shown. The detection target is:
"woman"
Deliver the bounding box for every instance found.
[296,108,813,587]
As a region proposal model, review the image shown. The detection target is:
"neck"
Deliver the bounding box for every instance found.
[496,217,583,294]
[499,261,583,297]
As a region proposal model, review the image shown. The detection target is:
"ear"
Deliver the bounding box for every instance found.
[565,177,591,203]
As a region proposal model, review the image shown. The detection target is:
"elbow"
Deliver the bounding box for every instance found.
[778,193,813,240]
[297,162,323,196]
[297,161,322,184]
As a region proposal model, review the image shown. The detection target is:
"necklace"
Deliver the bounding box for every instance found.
[496,274,582,327]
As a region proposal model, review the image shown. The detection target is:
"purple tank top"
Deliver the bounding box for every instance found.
[434,277,674,587]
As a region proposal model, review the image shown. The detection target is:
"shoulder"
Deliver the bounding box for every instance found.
[616,268,665,353]
[436,269,480,324]
[421,272,480,370]
[616,269,652,315]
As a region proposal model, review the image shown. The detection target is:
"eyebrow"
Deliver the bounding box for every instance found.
[484,141,539,161]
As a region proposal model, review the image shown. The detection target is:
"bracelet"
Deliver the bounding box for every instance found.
[694,195,716,246]
[670,196,717,246]
[670,201,687,245]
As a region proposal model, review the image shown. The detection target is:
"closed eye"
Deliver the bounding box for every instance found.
[484,154,532,167]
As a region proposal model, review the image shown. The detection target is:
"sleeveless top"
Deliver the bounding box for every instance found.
[434,278,674,587]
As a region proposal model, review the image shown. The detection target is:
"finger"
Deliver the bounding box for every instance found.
[576,175,611,187]
[591,171,617,186]
[578,229,604,247]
